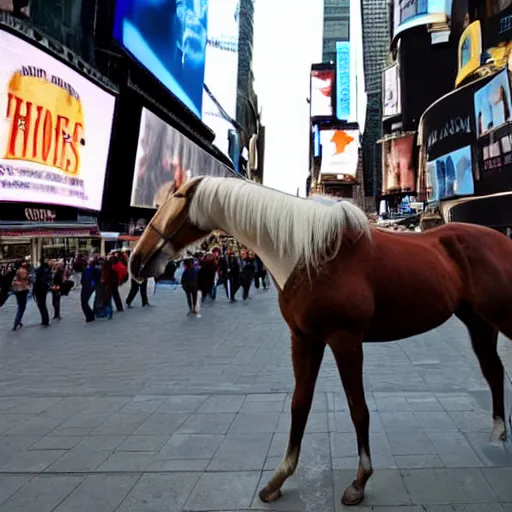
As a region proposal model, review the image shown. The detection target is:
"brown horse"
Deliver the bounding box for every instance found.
[130,176,511,506]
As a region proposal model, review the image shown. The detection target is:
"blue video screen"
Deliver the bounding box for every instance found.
[113,0,208,117]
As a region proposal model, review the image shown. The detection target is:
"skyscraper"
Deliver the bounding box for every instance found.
[360,0,389,201]
[322,0,350,63]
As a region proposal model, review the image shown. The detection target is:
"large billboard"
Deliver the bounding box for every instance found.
[382,133,416,194]
[202,0,239,156]
[113,0,208,118]
[393,0,452,40]
[319,129,359,180]
[202,0,238,119]
[383,63,401,118]
[474,69,512,195]
[0,29,116,211]
[130,107,234,209]
[336,41,350,121]
[310,67,335,118]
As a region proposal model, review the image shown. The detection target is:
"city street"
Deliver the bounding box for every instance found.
[0,283,511,511]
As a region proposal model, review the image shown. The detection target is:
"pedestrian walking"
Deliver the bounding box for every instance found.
[11,262,30,331]
[51,263,65,320]
[33,260,52,327]
[181,258,200,316]
[126,278,150,308]
[81,258,101,323]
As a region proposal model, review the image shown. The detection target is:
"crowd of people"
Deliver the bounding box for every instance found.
[0,245,270,329]
[177,247,269,317]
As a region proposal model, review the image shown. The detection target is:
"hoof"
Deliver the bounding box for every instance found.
[259,485,282,503]
[341,481,365,506]
[490,418,507,443]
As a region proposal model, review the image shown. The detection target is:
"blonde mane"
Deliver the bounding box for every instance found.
[188,177,370,273]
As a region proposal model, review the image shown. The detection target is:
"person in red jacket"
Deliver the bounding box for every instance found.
[111,255,128,312]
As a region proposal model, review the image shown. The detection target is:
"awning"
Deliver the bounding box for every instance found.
[0,222,99,238]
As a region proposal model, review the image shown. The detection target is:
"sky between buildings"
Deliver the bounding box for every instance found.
[253,0,323,196]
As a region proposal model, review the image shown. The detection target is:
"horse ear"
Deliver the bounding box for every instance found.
[179,176,205,199]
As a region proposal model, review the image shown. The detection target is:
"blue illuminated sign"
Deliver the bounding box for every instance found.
[336,41,350,121]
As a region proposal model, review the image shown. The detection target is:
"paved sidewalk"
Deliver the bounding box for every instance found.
[0,282,511,511]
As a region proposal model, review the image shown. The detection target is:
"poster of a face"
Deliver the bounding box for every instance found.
[428,145,474,200]
[383,64,400,117]
[113,0,208,117]
[130,107,234,209]
[310,69,334,118]
[474,69,512,137]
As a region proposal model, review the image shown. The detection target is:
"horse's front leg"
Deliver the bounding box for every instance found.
[259,333,325,502]
[328,330,373,506]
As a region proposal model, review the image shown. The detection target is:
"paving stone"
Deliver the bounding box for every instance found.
[332,411,384,433]
[277,412,330,433]
[0,476,83,512]
[54,413,113,431]
[90,413,150,435]
[54,475,139,512]
[133,413,189,435]
[72,435,127,452]
[46,449,112,472]
[229,413,280,434]
[402,468,499,504]
[386,431,437,455]
[380,412,422,431]
[161,433,224,459]
[198,395,246,413]
[176,413,235,434]
[0,477,31,508]
[394,454,444,469]
[118,396,167,414]
[208,433,272,470]
[482,467,512,501]
[464,432,512,467]
[117,435,169,452]
[424,505,507,511]
[157,395,208,413]
[414,411,459,431]
[3,415,66,437]
[436,393,480,411]
[118,473,201,511]
[96,452,155,472]
[449,410,494,433]
[0,449,66,472]
[185,471,260,511]
[0,415,32,434]
[29,436,82,451]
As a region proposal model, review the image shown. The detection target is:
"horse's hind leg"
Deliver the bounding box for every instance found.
[259,333,325,503]
[456,305,507,441]
[328,330,372,506]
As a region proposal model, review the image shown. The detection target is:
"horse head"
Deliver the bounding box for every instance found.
[129,177,210,281]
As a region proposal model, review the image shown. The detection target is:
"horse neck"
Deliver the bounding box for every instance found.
[198,185,296,290]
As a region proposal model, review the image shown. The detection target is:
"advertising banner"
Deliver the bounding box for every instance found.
[319,129,359,180]
[113,0,208,117]
[426,145,474,200]
[474,69,512,195]
[0,0,29,16]
[383,63,401,118]
[336,41,350,121]
[310,68,335,118]
[382,133,415,194]
[0,29,116,211]
[393,0,452,39]
[130,107,234,209]
[202,0,239,120]
[474,69,512,137]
